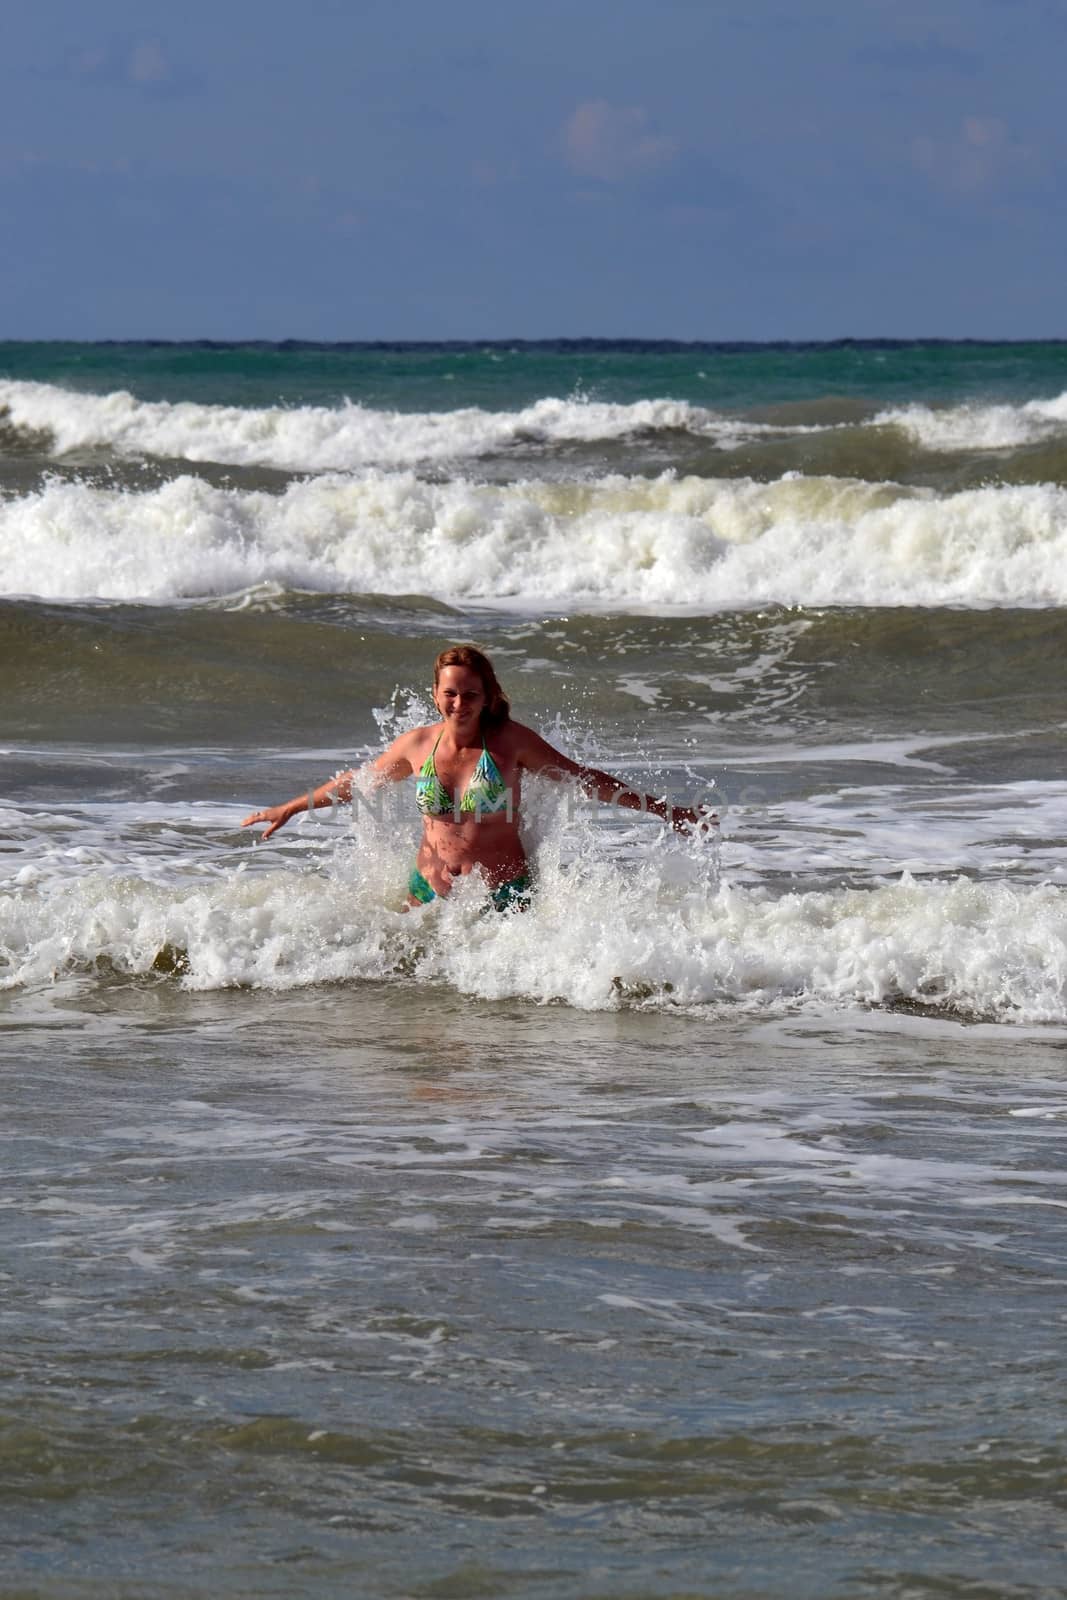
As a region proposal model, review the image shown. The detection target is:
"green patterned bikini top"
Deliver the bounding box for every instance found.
[415,731,509,817]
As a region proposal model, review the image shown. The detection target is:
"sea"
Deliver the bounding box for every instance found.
[2,340,1066,1600]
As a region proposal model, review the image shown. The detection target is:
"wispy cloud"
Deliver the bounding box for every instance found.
[561,101,678,184]
[45,36,196,97]
[911,116,1036,193]
[128,40,171,86]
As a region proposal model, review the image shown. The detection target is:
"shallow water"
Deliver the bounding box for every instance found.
[4,985,1066,1599]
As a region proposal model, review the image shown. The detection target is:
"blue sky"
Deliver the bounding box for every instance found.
[2,0,1063,340]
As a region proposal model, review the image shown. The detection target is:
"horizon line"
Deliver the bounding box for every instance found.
[2,335,1067,353]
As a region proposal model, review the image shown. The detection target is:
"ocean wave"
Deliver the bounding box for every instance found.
[2,847,1064,1023]
[0,379,761,471]
[5,379,1067,477]
[877,391,1067,452]
[4,469,1067,609]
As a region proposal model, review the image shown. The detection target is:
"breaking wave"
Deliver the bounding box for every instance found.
[4,469,1067,609]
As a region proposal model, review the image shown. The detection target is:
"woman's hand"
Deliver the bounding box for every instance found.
[668,803,719,835]
[241,801,302,840]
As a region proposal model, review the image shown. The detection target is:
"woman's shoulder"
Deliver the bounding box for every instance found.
[490,719,563,764]
[404,719,443,740]
[381,721,441,761]
[488,718,535,751]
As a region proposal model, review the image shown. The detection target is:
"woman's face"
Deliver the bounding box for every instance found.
[434,665,487,731]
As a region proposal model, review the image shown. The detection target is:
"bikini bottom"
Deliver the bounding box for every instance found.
[407,866,532,913]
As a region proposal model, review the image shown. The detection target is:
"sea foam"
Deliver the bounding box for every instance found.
[5,379,1067,475]
[876,391,1067,452]
[4,470,1067,608]
[0,379,748,471]
[2,842,1064,1023]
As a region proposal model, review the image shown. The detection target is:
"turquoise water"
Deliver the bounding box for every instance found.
[4,337,1067,412]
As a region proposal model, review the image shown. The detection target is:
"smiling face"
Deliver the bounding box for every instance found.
[433,664,487,734]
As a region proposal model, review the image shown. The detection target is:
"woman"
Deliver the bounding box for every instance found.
[242,644,712,908]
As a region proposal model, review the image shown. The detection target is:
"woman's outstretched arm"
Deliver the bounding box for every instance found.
[513,724,716,831]
[241,734,418,840]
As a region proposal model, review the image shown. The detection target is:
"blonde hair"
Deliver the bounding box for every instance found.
[433,644,511,731]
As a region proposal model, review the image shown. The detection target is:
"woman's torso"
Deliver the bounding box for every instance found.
[409,721,525,892]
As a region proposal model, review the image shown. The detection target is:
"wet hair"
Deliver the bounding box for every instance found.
[433,644,511,731]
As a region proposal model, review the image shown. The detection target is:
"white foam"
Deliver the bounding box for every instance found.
[7,376,1067,472]
[1,805,1064,1021]
[876,391,1067,452]
[0,379,751,471]
[4,469,1067,608]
